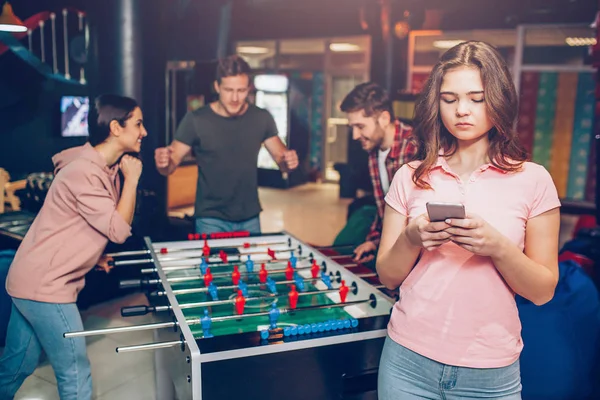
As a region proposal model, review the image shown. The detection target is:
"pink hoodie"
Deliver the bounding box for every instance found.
[6,143,132,303]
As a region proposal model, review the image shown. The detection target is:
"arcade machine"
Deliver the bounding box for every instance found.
[253,73,298,189]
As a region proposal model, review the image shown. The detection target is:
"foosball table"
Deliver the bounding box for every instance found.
[65,232,395,400]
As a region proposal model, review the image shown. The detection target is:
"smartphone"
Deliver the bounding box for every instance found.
[426,202,466,222]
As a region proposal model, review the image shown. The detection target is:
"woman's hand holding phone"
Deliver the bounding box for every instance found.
[444,215,506,257]
[405,202,506,255]
[405,214,452,252]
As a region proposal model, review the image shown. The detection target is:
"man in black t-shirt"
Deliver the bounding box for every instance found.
[155,55,298,234]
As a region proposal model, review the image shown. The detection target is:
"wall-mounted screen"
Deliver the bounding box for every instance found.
[61,96,89,137]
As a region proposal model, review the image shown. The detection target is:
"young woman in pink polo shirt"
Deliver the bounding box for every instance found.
[376,41,560,399]
[0,94,146,400]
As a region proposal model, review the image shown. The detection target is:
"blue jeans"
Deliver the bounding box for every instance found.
[196,215,261,235]
[378,336,522,399]
[0,250,15,346]
[0,298,92,400]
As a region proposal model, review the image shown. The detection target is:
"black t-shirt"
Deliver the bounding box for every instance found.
[174,104,278,221]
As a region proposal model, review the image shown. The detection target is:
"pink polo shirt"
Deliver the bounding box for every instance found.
[384,156,560,368]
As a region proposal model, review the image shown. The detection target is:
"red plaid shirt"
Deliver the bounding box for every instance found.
[366,121,416,245]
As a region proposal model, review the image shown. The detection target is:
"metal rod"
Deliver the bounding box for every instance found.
[106,243,284,258]
[520,65,594,72]
[210,298,370,323]
[329,254,352,259]
[39,21,45,62]
[144,264,314,285]
[171,69,176,143]
[116,340,183,353]
[156,239,291,254]
[62,9,70,79]
[356,272,378,278]
[50,13,57,73]
[185,298,240,308]
[235,247,295,257]
[320,244,355,250]
[211,310,271,322]
[115,258,153,266]
[140,257,310,274]
[73,298,371,340]
[27,29,32,51]
[165,66,170,146]
[64,321,177,338]
[81,21,88,84]
[512,24,525,95]
[150,273,325,297]
[214,240,289,249]
[164,276,200,284]
[148,288,338,313]
[105,250,150,257]
[119,251,309,268]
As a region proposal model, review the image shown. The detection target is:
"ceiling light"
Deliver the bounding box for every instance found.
[237,46,270,55]
[565,37,597,46]
[433,40,465,49]
[329,43,360,52]
[0,2,27,33]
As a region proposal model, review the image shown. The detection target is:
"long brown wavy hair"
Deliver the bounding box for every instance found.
[412,41,528,189]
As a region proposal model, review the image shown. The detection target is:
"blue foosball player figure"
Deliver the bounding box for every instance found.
[268,302,280,329]
[201,309,214,338]
[238,281,249,297]
[200,258,209,274]
[266,277,277,294]
[289,252,297,268]
[294,274,305,292]
[321,272,332,289]
[208,282,218,301]
[245,255,254,274]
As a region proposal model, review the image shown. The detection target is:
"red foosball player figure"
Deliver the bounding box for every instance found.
[219,250,228,263]
[288,284,299,310]
[160,247,168,254]
[267,248,276,260]
[339,280,349,303]
[202,234,210,256]
[285,261,294,280]
[203,268,213,286]
[235,290,246,315]
[259,263,268,283]
[311,259,320,279]
[232,265,241,285]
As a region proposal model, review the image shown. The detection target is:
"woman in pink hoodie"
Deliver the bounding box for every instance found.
[0,94,147,400]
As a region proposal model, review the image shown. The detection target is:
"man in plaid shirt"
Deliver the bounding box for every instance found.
[340,82,416,264]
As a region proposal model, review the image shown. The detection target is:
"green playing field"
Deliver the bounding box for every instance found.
[168,269,353,338]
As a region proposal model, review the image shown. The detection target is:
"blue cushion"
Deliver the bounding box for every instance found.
[517,260,600,400]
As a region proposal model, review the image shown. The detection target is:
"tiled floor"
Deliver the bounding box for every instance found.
[10,182,352,399]
[6,182,582,399]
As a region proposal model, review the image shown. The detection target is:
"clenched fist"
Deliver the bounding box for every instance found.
[119,155,142,181]
[154,146,172,169]
[283,149,299,171]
